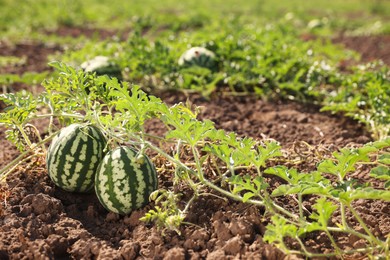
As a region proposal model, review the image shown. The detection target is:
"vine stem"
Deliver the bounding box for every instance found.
[340,202,348,232]
[327,226,373,243]
[347,204,383,247]
[0,131,57,181]
[16,124,33,148]
[291,240,383,258]
[0,153,42,183]
[34,113,85,119]
[324,229,343,258]
[141,138,304,221]
[142,138,265,207]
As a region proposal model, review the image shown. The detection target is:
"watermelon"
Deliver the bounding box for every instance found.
[46,124,107,193]
[94,146,158,215]
[178,47,216,70]
[81,56,123,80]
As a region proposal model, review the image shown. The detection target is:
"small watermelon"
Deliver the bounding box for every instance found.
[81,56,122,80]
[178,47,217,70]
[95,146,158,215]
[46,124,107,193]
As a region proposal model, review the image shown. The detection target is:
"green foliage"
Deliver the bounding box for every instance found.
[0,56,26,67]
[61,21,350,99]
[1,0,389,39]
[0,72,49,88]
[264,215,298,252]
[0,91,37,125]
[229,175,268,202]
[322,63,390,139]
[1,65,389,258]
[317,145,376,180]
[310,198,338,229]
[1,0,390,257]
[57,19,389,139]
[140,189,186,234]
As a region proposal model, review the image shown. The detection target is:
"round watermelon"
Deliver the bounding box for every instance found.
[46,124,107,193]
[178,47,217,70]
[81,56,122,80]
[94,146,158,215]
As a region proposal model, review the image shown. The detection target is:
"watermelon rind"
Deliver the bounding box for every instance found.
[81,56,122,80]
[178,47,216,70]
[95,146,158,215]
[46,124,107,193]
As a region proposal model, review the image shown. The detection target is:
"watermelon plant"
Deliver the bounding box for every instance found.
[46,123,107,193]
[1,0,390,258]
[0,63,389,259]
[95,146,158,215]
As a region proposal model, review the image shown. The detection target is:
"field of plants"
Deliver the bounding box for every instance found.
[0,0,389,259]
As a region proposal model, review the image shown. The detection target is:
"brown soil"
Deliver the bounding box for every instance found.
[0,33,389,259]
[333,34,390,66]
[0,41,62,75]
[43,26,127,41]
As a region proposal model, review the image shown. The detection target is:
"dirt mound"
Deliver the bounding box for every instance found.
[333,34,390,66]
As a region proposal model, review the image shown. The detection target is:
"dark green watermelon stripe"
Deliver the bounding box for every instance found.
[139,159,150,206]
[50,128,78,189]
[147,156,158,190]
[121,147,138,212]
[73,129,96,191]
[63,128,96,192]
[106,148,128,214]
[198,55,209,65]
[95,151,116,212]
[129,151,146,209]
[139,155,155,206]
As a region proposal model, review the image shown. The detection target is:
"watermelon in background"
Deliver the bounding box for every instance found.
[178,47,217,70]
[81,56,123,80]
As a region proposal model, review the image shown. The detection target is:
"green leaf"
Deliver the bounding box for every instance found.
[271,184,300,197]
[318,146,374,179]
[265,166,305,184]
[297,222,323,236]
[370,166,390,180]
[271,182,332,197]
[264,215,298,245]
[346,187,390,201]
[357,145,378,155]
[242,192,255,202]
[0,91,38,125]
[253,141,282,168]
[317,159,338,176]
[378,154,390,165]
[310,198,338,229]
[229,175,267,198]
[372,138,390,149]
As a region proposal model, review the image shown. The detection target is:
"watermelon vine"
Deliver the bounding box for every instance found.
[0,63,389,258]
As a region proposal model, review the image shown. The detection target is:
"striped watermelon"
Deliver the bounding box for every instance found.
[46,124,107,193]
[94,146,158,215]
[178,47,216,70]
